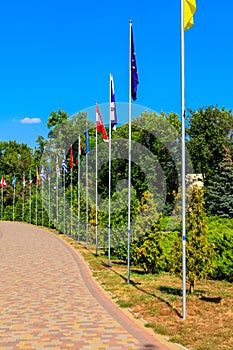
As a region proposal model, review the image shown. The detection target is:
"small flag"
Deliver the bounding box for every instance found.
[40,165,46,181]
[29,171,33,186]
[22,174,26,188]
[85,125,90,155]
[96,103,109,142]
[62,156,68,174]
[70,145,73,169]
[0,176,7,188]
[110,74,117,130]
[36,167,41,186]
[56,157,61,177]
[131,23,139,101]
[184,0,196,30]
[77,135,82,164]
[48,159,51,181]
[11,175,16,186]
[79,138,82,157]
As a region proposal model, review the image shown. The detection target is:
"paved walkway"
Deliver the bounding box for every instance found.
[0,221,180,350]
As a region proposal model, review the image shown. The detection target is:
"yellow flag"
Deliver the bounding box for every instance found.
[184,0,196,30]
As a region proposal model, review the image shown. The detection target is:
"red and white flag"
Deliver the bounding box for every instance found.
[96,103,109,142]
[0,176,7,188]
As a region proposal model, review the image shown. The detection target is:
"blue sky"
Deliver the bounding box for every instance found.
[0,0,233,148]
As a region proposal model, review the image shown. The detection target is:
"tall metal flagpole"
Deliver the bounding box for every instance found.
[63,154,66,235]
[95,106,100,255]
[56,156,60,228]
[95,110,98,256]
[70,146,73,237]
[85,123,89,248]
[29,172,32,224]
[181,0,186,319]
[1,183,3,220]
[36,180,38,225]
[48,158,51,226]
[13,182,15,221]
[22,175,25,222]
[13,176,16,221]
[127,20,133,284]
[41,178,44,226]
[70,165,72,236]
[78,135,81,241]
[108,75,112,267]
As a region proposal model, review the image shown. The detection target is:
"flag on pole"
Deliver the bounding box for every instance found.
[70,145,73,169]
[62,156,68,173]
[22,174,26,187]
[184,0,196,30]
[96,103,109,142]
[29,171,33,186]
[110,74,117,130]
[77,137,82,164]
[40,165,46,181]
[11,175,16,186]
[36,167,41,186]
[85,125,90,154]
[0,176,7,188]
[56,157,61,177]
[131,24,139,101]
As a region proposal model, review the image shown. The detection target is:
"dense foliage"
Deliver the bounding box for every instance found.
[0,106,232,285]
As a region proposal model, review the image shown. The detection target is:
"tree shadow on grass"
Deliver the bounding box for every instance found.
[98,258,183,319]
[200,296,222,303]
[158,286,183,296]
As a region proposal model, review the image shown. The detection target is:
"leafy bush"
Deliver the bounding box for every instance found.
[132,229,167,274]
[208,216,233,281]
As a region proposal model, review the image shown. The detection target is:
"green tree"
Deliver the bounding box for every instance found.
[98,111,183,216]
[132,229,167,274]
[170,185,215,293]
[187,106,233,183]
[207,217,233,281]
[205,145,233,218]
[47,109,69,138]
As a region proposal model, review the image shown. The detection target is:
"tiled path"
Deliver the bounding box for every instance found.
[0,221,180,350]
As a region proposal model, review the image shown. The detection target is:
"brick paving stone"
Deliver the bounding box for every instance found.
[0,222,179,350]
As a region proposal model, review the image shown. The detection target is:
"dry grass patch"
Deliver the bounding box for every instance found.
[57,234,233,350]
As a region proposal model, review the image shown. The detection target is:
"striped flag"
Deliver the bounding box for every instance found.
[110,74,117,130]
[0,176,7,188]
[40,165,46,181]
[29,171,33,186]
[96,103,109,142]
[22,174,26,187]
[62,156,68,173]
[36,167,41,186]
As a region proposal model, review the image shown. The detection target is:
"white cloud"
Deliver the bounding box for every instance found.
[20,117,41,124]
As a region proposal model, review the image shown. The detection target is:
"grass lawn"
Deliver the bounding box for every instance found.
[57,233,233,350]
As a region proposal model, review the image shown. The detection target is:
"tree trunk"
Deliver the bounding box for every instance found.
[190,280,195,294]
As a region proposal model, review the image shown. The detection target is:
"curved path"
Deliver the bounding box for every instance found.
[0,222,180,350]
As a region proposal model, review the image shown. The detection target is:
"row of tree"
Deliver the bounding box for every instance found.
[0,105,232,290]
[1,105,232,218]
